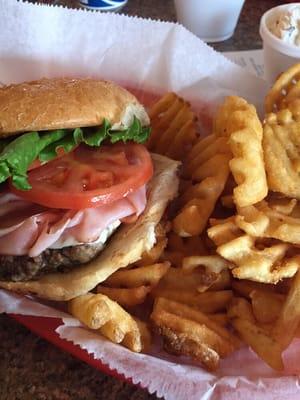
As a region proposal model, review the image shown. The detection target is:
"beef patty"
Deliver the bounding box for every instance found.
[0,242,105,282]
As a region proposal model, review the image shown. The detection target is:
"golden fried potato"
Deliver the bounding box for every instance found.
[96,285,152,307]
[273,269,300,349]
[68,293,150,352]
[208,217,243,246]
[151,288,233,313]
[232,318,284,371]
[249,290,284,324]
[265,63,300,113]
[227,297,256,323]
[156,266,219,293]
[263,109,300,199]
[214,96,267,207]
[214,96,261,137]
[147,92,197,160]
[236,199,300,244]
[217,234,299,283]
[173,134,231,237]
[103,262,170,288]
[182,255,231,273]
[232,279,276,298]
[151,297,238,370]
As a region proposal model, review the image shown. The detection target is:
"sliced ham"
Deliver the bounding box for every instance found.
[0,186,146,257]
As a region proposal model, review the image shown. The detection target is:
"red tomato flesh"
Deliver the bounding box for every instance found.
[11,143,153,210]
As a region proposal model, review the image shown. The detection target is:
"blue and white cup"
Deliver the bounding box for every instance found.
[79,0,128,11]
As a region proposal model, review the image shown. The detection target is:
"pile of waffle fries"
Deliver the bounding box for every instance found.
[68,63,300,372]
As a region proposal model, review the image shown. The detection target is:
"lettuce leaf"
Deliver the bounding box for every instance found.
[0,117,150,190]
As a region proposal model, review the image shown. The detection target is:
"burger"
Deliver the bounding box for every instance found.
[0,77,179,300]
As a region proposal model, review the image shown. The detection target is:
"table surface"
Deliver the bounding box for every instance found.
[1,0,283,399]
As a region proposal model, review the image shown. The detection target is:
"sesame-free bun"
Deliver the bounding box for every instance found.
[0,77,149,136]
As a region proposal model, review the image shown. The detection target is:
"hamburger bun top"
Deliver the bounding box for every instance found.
[0,77,149,136]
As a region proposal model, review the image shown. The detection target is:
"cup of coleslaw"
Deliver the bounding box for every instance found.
[260,3,300,85]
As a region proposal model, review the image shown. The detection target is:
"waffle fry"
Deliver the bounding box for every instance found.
[68,293,150,352]
[213,96,260,137]
[236,199,300,244]
[173,135,231,237]
[265,63,300,113]
[263,109,300,199]
[147,92,197,160]
[216,234,299,283]
[208,217,243,246]
[214,96,267,207]
[151,297,238,370]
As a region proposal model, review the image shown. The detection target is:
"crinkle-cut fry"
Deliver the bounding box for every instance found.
[69,293,150,352]
[103,262,170,288]
[151,287,233,313]
[249,290,284,324]
[207,217,243,246]
[213,96,260,137]
[147,92,197,160]
[273,269,300,350]
[232,318,284,371]
[183,135,229,178]
[229,124,267,207]
[263,110,300,199]
[217,234,300,283]
[214,96,267,207]
[182,255,231,274]
[227,297,256,323]
[173,158,231,237]
[236,199,300,245]
[265,63,300,113]
[153,297,240,349]
[192,153,231,184]
[96,285,152,307]
[157,266,218,293]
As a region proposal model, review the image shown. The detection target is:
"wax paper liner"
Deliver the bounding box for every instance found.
[0,1,297,399]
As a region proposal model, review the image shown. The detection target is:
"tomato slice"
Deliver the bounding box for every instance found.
[11,143,153,210]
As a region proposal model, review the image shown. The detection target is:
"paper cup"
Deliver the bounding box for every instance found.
[174,0,245,42]
[260,3,300,85]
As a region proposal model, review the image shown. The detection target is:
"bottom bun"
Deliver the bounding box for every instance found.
[0,154,179,301]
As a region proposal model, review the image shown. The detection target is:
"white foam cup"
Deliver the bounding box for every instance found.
[174,0,245,42]
[260,3,300,85]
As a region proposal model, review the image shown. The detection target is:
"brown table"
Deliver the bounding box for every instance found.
[0,1,283,399]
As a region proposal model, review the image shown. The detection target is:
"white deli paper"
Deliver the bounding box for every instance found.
[0,2,300,400]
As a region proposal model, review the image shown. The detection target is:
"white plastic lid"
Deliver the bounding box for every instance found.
[260,3,300,58]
